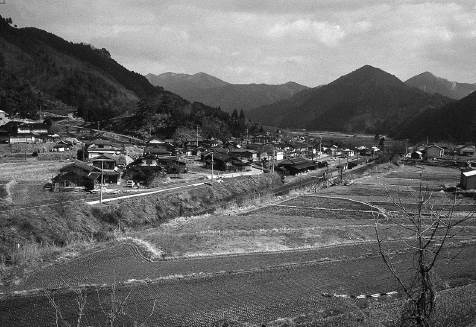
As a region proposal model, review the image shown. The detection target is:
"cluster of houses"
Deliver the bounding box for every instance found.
[48,131,383,192]
[408,144,476,160]
[0,111,384,192]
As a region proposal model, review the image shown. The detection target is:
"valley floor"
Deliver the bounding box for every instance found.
[1,164,475,326]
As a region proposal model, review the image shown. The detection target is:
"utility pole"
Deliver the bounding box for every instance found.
[100,160,103,204]
[211,151,214,182]
[272,149,275,173]
[196,125,199,147]
[319,136,322,158]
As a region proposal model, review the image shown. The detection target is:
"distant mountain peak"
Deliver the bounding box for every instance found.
[334,64,403,88]
[406,72,476,100]
[248,65,449,134]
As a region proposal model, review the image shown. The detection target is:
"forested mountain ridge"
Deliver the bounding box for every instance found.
[146,72,308,112]
[248,65,451,135]
[0,16,249,140]
[0,15,158,120]
[396,90,476,142]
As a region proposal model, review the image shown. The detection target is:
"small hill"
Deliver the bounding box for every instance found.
[396,90,476,142]
[405,72,476,100]
[248,65,451,134]
[146,72,308,112]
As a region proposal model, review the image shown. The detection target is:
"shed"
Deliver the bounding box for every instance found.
[460,169,476,190]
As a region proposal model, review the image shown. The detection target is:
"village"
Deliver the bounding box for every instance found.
[2,109,476,200]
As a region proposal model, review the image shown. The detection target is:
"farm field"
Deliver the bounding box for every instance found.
[3,163,476,326]
[2,245,475,327]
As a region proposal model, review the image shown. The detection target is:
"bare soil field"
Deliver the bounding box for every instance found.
[2,245,475,327]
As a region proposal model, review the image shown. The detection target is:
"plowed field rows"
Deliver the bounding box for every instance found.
[3,245,475,327]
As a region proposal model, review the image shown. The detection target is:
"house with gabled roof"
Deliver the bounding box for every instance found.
[425,145,444,159]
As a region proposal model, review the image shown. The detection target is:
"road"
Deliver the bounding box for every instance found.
[1,243,474,327]
[86,182,206,205]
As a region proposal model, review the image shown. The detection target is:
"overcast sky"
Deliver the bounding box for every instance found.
[3,0,476,86]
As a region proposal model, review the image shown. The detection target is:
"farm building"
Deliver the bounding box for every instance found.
[460,169,476,190]
[425,145,444,159]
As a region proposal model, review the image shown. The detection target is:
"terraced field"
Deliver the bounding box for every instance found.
[2,164,475,326]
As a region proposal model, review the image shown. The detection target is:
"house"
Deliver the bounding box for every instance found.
[52,141,73,152]
[460,169,476,190]
[343,149,355,157]
[91,155,120,184]
[457,145,475,156]
[16,122,49,135]
[86,139,125,159]
[128,155,187,174]
[144,142,176,157]
[9,134,36,144]
[228,148,258,163]
[425,145,444,159]
[203,152,251,172]
[277,158,317,176]
[52,161,101,191]
[357,146,372,156]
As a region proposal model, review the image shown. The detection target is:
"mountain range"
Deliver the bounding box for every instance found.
[146,72,308,112]
[405,72,476,100]
[247,65,452,135]
[2,15,475,142]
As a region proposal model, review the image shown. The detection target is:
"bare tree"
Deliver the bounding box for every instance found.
[374,180,474,327]
[47,283,157,327]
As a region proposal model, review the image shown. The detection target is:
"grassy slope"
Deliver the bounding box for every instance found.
[0,173,281,282]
